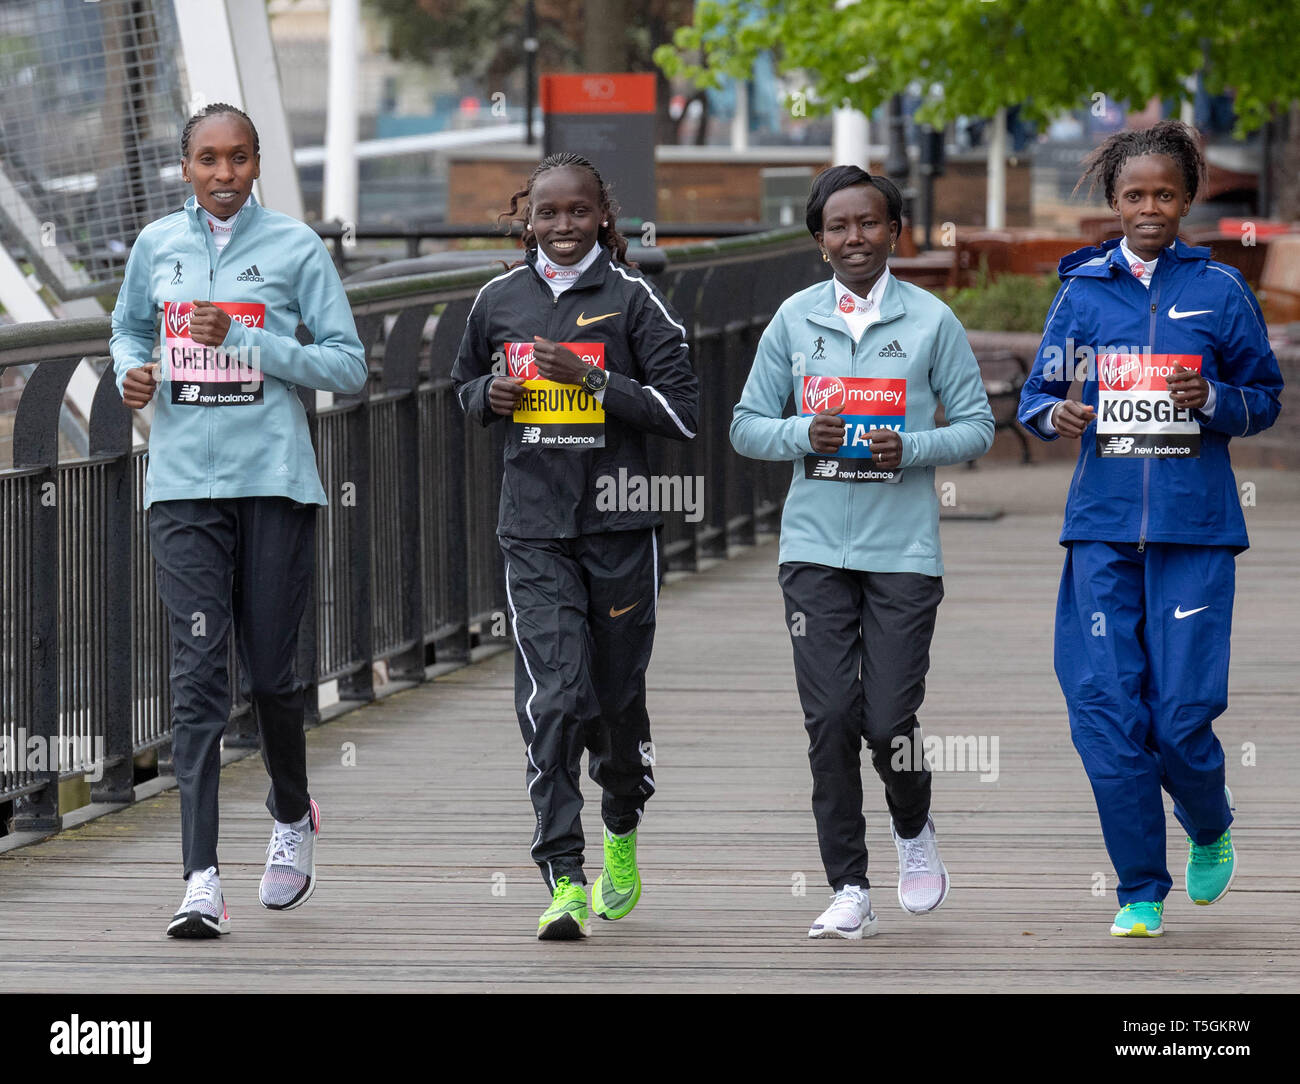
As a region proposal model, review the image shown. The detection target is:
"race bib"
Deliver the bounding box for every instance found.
[801,375,906,483]
[1096,352,1201,458]
[163,301,264,406]
[506,342,606,448]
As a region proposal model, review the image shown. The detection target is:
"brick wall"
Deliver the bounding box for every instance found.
[446,151,1033,230]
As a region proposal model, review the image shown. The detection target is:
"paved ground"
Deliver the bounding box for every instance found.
[1,462,1297,992]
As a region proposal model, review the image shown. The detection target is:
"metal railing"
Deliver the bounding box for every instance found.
[0,227,823,838]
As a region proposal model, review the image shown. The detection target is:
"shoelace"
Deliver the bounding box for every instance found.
[266,825,303,866]
[1188,832,1232,865]
[181,869,219,909]
[1120,902,1163,915]
[606,833,635,879]
[830,885,866,908]
[901,836,931,875]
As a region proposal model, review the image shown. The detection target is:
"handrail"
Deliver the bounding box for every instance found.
[0,226,825,842]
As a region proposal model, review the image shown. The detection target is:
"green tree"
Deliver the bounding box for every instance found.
[657,0,1300,213]
[657,0,1299,132]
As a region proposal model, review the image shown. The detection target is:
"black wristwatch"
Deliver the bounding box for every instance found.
[581,365,608,393]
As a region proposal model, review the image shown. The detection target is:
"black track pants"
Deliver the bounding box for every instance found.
[779,562,943,891]
[501,529,660,889]
[149,497,315,879]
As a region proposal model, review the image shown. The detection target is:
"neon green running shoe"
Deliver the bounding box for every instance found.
[537,876,588,941]
[591,828,642,921]
[1111,901,1164,937]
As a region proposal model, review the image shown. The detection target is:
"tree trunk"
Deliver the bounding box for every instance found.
[583,0,627,70]
[1275,104,1300,222]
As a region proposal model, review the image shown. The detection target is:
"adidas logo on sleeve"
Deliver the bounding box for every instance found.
[235,265,265,282]
[878,339,907,358]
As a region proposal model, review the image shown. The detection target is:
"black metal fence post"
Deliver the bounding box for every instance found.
[382,306,429,681]
[336,314,382,702]
[89,367,136,802]
[10,358,78,832]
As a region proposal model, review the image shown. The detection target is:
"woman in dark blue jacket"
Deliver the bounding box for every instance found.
[1018,121,1282,937]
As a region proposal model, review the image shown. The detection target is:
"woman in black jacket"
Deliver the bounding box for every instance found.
[452,152,698,940]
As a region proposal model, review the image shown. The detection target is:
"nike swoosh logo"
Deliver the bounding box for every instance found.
[1174,605,1209,619]
[609,601,640,618]
[1169,306,1213,319]
[576,311,620,326]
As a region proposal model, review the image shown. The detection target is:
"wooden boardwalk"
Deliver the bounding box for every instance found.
[2,463,1297,993]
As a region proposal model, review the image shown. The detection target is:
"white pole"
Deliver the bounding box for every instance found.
[1181,74,1197,127]
[986,105,1007,229]
[731,79,749,151]
[832,106,870,167]
[324,0,360,225]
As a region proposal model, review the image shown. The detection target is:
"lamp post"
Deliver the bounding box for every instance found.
[523,0,538,145]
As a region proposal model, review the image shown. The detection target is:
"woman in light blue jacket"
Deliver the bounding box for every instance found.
[731,165,993,940]
[110,104,366,939]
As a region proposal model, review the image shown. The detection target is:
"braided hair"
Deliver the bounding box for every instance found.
[499,152,632,266]
[1075,119,1206,206]
[181,103,260,160]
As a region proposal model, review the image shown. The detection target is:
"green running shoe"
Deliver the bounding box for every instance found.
[1187,830,1236,905]
[1187,784,1236,906]
[592,827,642,921]
[537,877,588,941]
[1111,901,1164,937]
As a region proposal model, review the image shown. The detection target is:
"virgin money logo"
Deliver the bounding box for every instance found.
[1099,353,1142,391]
[805,375,846,414]
[506,342,537,378]
[164,302,192,338]
[837,293,856,314]
[543,264,558,279]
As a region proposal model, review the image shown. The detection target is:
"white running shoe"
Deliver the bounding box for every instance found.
[808,885,878,939]
[260,798,319,910]
[892,815,950,914]
[167,865,231,939]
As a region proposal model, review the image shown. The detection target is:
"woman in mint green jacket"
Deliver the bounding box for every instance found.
[731,165,993,940]
[110,104,365,940]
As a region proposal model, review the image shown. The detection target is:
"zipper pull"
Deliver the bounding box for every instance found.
[1137,537,1145,553]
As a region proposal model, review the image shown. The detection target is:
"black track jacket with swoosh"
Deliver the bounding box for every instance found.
[452,246,699,538]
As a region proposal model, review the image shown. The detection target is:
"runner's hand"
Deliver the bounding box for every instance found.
[1051,400,1096,440]
[531,337,588,384]
[1167,364,1208,411]
[189,300,232,347]
[865,428,902,469]
[809,405,845,455]
[488,376,527,416]
[122,363,159,409]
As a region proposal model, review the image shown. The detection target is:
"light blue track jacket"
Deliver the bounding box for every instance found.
[731,275,994,575]
[110,194,367,507]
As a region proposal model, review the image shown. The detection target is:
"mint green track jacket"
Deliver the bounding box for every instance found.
[730,274,994,576]
[110,194,366,508]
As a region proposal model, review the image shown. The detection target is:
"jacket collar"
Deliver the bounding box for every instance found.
[1058,235,1211,280]
[524,244,609,290]
[185,192,261,236]
[806,270,906,330]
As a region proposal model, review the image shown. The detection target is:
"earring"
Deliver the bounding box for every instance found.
[821,251,829,262]
[890,243,896,253]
